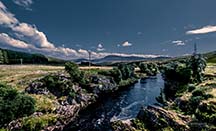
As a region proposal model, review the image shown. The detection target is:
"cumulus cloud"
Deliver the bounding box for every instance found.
[0,1,165,60]
[0,33,29,48]
[13,23,55,48]
[0,32,165,59]
[186,25,216,35]
[172,40,185,46]
[97,43,105,51]
[13,0,33,10]
[0,1,18,26]
[122,41,132,47]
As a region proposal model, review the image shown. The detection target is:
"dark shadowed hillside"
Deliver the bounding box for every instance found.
[0,48,66,65]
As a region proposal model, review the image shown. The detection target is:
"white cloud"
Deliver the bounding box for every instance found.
[137,32,142,35]
[186,25,216,35]
[13,0,33,10]
[172,40,185,46]
[13,23,55,49]
[0,1,18,26]
[0,33,29,48]
[97,52,163,58]
[0,33,166,59]
[97,43,105,51]
[0,1,166,60]
[122,41,132,47]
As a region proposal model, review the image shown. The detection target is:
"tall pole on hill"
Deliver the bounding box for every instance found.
[88,50,91,67]
[193,43,197,55]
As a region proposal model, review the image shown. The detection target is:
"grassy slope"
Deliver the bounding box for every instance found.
[0,65,115,130]
[0,65,64,91]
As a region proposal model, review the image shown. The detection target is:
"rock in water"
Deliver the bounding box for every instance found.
[137,105,191,131]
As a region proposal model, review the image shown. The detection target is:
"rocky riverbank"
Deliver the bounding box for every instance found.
[7,72,137,131]
[111,64,216,131]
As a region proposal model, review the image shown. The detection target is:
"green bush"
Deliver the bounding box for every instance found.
[98,70,112,76]
[139,62,158,76]
[110,68,122,83]
[42,75,76,98]
[131,119,147,131]
[192,88,205,97]
[118,64,135,80]
[188,96,204,113]
[188,84,196,92]
[98,68,122,84]
[65,62,86,84]
[162,63,192,84]
[22,114,57,131]
[0,83,35,127]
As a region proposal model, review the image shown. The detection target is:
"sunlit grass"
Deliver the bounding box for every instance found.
[0,65,64,90]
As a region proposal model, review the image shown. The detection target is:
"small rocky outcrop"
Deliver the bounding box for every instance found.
[26,81,49,95]
[137,105,191,131]
[90,75,118,94]
[7,112,44,130]
[111,120,136,131]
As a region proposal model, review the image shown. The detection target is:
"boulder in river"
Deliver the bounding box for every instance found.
[137,105,191,131]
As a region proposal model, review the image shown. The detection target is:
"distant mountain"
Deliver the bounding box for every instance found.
[73,58,89,63]
[73,55,170,64]
[0,48,66,65]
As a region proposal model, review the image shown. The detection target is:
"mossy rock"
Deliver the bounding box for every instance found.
[21,114,58,131]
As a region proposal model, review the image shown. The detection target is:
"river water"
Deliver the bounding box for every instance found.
[64,74,164,131]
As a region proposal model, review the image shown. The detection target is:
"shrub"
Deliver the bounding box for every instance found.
[162,62,193,99]
[42,75,76,98]
[188,84,196,92]
[139,62,158,76]
[162,63,192,84]
[188,96,204,113]
[0,83,35,127]
[22,114,57,131]
[110,68,122,83]
[98,70,112,76]
[118,78,137,87]
[65,62,86,84]
[131,119,147,131]
[192,88,205,97]
[118,64,135,80]
[98,68,122,84]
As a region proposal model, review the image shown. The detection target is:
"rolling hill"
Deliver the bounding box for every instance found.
[0,48,66,65]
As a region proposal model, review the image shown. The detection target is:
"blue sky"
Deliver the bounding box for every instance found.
[0,0,216,59]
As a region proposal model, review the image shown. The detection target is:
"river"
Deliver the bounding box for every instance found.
[64,74,164,131]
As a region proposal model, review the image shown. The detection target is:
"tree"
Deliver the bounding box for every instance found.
[187,54,206,83]
[139,63,158,76]
[2,51,9,64]
[0,50,4,64]
[110,67,122,83]
[65,62,86,84]
[162,62,192,99]
[118,64,135,80]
